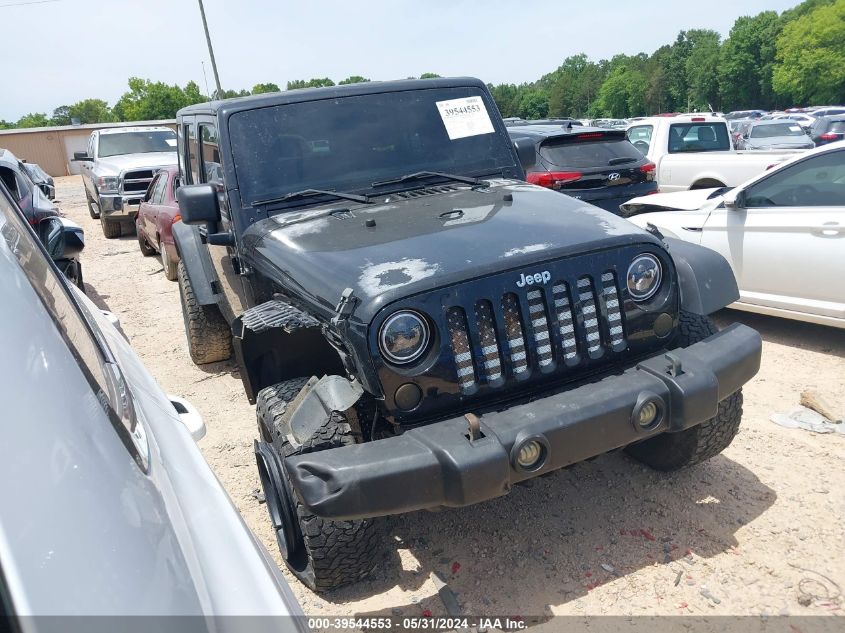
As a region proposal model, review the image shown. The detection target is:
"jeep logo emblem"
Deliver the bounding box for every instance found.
[516,271,551,287]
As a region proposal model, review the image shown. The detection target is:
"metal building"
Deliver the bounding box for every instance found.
[0,120,177,177]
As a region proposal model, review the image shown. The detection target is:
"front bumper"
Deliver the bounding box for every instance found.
[98,193,143,220]
[285,324,761,520]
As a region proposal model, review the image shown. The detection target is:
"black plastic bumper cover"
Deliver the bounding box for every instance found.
[285,324,762,520]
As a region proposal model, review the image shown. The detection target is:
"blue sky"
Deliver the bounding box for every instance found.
[3,0,802,120]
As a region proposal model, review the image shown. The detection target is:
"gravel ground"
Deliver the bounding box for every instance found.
[56,175,845,619]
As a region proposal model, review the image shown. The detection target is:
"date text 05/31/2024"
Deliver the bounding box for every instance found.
[306,617,527,630]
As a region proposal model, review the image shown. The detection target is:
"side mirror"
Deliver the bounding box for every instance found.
[168,395,206,441]
[723,190,744,210]
[38,216,66,259]
[512,137,536,171]
[178,184,220,226]
[72,152,93,162]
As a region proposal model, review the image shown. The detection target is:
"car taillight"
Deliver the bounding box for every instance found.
[171,213,182,225]
[577,132,604,140]
[691,117,706,122]
[640,162,656,181]
[526,171,583,189]
[820,133,839,141]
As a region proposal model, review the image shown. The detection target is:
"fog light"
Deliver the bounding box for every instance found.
[516,440,543,470]
[637,401,659,427]
[631,392,665,431]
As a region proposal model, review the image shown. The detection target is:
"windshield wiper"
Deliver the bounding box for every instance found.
[372,171,488,188]
[608,157,637,166]
[255,189,371,206]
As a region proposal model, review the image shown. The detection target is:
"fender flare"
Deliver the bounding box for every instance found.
[171,221,221,307]
[232,300,346,403]
[665,237,739,315]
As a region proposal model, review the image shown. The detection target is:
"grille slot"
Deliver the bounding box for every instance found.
[474,300,503,384]
[577,276,603,359]
[501,293,529,377]
[552,282,579,364]
[446,307,477,393]
[601,272,626,352]
[446,268,627,390]
[526,288,553,368]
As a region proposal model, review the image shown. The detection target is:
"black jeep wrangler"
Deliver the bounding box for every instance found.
[172,78,762,592]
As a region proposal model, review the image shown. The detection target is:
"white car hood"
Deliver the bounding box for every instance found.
[621,188,725,213]
[96,151,178,175]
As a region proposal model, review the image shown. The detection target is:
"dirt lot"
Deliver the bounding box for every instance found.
[57,175,845,619]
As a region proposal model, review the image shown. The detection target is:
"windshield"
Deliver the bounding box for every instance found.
[668,123,731,153]
[98,131,177,158]
[750,123,805,138]
[228,87,519,206]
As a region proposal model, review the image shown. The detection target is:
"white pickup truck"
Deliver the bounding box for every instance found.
[626,115,806,193]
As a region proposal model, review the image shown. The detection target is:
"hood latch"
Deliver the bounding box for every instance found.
[331,287,358,334]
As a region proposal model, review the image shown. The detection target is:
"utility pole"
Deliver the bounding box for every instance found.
[197,0,223,97]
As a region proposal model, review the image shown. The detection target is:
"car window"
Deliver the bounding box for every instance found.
[171,174,180,201]
[539,137,643,169]
[0,168,21,200]
[668,123,730,153]
[146,173,162,204]
[750,123,805,138]
[153,173,169,204]
[745,150,845,208]
[186,124,199,185]
[199,124,223,185]
[627,125,653,153]
[0,184,149,470]
[88,135,95,159]
[829,121,845,133]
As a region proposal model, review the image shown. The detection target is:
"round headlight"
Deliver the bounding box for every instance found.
[627,254,662,301]
[379,311,430,364]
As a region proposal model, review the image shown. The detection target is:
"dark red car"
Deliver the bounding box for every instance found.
[136,166,181,280]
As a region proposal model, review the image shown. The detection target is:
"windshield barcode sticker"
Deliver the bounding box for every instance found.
[436,96,495,140]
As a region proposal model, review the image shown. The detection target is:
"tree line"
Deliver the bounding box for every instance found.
[2,0,842,130]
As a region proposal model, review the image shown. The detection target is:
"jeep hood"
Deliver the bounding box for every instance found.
[95,152,178,175]
[244,182,661,322]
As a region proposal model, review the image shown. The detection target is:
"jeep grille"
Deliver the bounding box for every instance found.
[446,271,627,392]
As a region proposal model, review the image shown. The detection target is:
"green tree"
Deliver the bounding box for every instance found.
[68,99,116,124]
[114,78,209,120]
[16,113,51,128]
[419,73,441,79]
[517,90,549,119]
[773,0,845,104]
[286,78,335,89]
[213,88,250,99]
[593,65,646,117]
[251,82,281,94]
[488,83,523,117]
[684,30,721,110]
[0,120,15,130]
[338,76,370,85]
[51,105,72,126]
[719,12,781,110]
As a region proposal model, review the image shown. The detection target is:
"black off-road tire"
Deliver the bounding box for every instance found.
[85,191,100,219]
[256,379,387,592]
[137,229,156,256]
[176,261,232,364]
[625,311,743,471]
[101,218,121,239]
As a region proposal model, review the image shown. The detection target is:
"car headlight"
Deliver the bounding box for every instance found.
[627,254,662,301]
[379,311,429,364]
[95,176,120,193]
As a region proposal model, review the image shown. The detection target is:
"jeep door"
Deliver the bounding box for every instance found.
[700,147,845,321]
[197,120,248,320]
